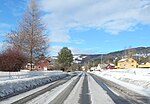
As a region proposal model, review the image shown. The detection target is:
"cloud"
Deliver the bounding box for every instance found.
[0,43,3,47]
[0,23,12,29]
[40,0,150,42]
[48,30,71,43]
[71,39,85,44]
[69,47,98,55]
[48,46,62,55]
[48,46,98,56]
[0,42,9,51]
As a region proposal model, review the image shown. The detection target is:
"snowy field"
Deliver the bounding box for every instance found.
[90,68,150,97]
[0,70,68,99]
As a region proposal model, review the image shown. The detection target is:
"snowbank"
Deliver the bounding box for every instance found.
[0,71,68,100]
[90,68,150,96]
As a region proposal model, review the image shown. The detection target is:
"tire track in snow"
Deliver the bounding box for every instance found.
[79,73,91,104]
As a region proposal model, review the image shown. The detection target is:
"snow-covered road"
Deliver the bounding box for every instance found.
[0,72,115,104]
[1,71,150,104]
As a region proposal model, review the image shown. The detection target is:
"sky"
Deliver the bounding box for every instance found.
[0,0,150,56]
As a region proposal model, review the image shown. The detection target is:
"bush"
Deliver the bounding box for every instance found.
[0,48,27,71]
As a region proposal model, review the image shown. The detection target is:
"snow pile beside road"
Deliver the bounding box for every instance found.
[92,68,150,88]
[0,71,68,100]
[90,68,150,96]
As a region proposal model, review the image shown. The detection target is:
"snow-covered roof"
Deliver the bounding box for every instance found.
[109,63,115,66]
[118,58,128,62]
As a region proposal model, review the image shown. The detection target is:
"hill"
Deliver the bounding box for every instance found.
[74,47,150,64]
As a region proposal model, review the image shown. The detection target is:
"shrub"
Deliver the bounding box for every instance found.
[0,48,27,71]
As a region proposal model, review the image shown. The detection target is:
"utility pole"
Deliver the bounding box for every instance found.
[101,54,103,69]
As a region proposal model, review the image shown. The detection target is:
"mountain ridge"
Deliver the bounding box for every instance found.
[73,47,150,64]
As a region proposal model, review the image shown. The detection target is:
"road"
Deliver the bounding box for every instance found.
[1,72,150,104]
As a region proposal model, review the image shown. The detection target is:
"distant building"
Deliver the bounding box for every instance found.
[81,66,86,71]
[97,63,107,69]
[138,62,150,68]
[25,63,35,70]
[106,63,115,69]
[35,58,51,70]
[34,54,52,71]
[117,58,138,69]
[97,64,101,70]
[90,67,97,71]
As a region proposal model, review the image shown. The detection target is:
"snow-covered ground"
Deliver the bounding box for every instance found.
[26,74,80,104]
[64,73,115,104]
[64,72,84,104]
[0,70,68,99]
[90,68,150,97]
[88,73,115,104]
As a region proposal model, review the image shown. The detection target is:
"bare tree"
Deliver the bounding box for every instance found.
[0,48,27,71]
[7,0,48,70]
[127,47,136,58]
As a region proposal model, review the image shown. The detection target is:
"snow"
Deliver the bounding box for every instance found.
[0,70,68,100]
[90,68,150,97]
[87,73,115,104]
[118,58,128,62]
[0,80,56,104]
[65,72,115,104]
[73,55,87,63]
[64,72,84,104]
[26,73,81,104]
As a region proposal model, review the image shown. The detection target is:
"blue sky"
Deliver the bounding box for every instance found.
[0,0,150,56]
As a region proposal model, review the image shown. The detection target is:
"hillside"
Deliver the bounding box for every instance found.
[74,47,150,64]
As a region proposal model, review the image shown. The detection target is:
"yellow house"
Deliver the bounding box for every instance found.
[138,62,150,68]
[117,58,138,69]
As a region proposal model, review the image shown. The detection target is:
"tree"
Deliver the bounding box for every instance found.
[7,0,48,70]
[69,63,82,71]
[57,47,73,71]
[127,48,136,58]
[0,48,27,71]
[124,47,136,58]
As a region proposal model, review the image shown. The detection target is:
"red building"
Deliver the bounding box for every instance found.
[35,58,51,70]
[105,63,115,69]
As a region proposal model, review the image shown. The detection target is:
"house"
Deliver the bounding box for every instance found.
[106,63,115,69]
[35,58,51,70]
[34,54,52,71]
[117,58,138,69]
[25,63,35,70]
[81,66,86,71]
[97,63,107,69]
[90,67,97,71]
[97,64,101,70]
[138,62,150,68]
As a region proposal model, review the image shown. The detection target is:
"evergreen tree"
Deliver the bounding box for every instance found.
[57,47,73,71]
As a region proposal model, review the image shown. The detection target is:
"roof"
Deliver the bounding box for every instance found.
[118,58,136,62]
[109,63,115,66]
[118,58,128,62]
